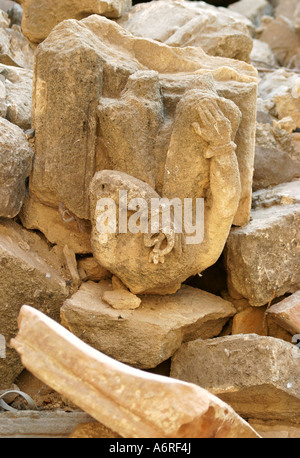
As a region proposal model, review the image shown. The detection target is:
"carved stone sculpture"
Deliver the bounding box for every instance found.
[29,15,257,294]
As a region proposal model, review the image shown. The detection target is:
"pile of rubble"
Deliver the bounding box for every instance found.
[0,0,299,438]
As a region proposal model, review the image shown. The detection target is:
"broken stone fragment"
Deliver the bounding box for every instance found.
[171,334,300,423]
[224,181,300,306]
[266,291,300,335]
[77,256,111,282]
[0,10,34,68]
[228,0,272,27]
[118,0,253,62]
[0,62,33,129]
[19,0,132,43]
[60,280,235,369]
[102,289,142,310]
[258,69,300,128]
[231,306,268,335]
[0,117,33,218]
[11,305,260,438]
[19,195,92,254]
[259,16,300,68]
[253,123,300,191]
[0,219,69,388]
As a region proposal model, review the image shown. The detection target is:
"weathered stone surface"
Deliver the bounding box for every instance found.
[0,63,32,129]
[0,219,69,388]
[102,289,142,310]
[30,14,257,294]
[275,0,298,23]
[19,195,92,254]
[171,334,300,423]
[232,306,268,335]
[77,256,111,282]
[20,0,132,43]
[258,69,300,128]
[266,291,300,335]
[61,280,235,369]
[228,0,272,26]
[118,0,253,62]
[224,181,300,307]
[0,117,33,218]
[31,15,257,221]
[250,39,277,67]
[253,123,300,191]
[259,15,300,68]
[0,10,34,68]
[11,306,260,438]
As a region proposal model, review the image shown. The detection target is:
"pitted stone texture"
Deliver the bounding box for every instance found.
[224,181,300,307]
[19,0,132,43]
[171,334,300,423]
[0,117,33,218]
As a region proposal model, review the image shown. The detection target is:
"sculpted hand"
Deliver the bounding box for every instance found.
[192,100,236,158]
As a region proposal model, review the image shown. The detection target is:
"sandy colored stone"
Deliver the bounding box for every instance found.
[11,305,260,438]
[61,280,235,369]
[0,117,33,218]
[171,334,300,423]
[224,181,300,307]
[275,0,298,22]
[62,245,81,291]
[0,11,34,68]
[69,422,121,438]
[232,306,268,335]
[0,219,69,388]
[31,14,257,223]
[19,195,92,254]
[77,256,111,282]
[228,0,271,26]
[19,0,132,43]
[253,123,300,191]
[266,291,300,335]
[259,15,300,68]
[102,289,141,310]
[29,14,257,295]
[250,39,277,67]
[0,63,33,129]
[258,69,300,128]
[118,0,253,62]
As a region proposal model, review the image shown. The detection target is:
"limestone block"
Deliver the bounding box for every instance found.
[19,0,132,43]
[171,334,300,423]
[224,181,300,307]
[11,305,260,438]
[266,291,300,335]
[0,219,69,388]
[118,0,253,62]
[0,117,33,218]
[60,280,235,369]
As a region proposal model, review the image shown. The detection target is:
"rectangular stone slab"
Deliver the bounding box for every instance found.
[11,305,260,438]
[60,280,235,368]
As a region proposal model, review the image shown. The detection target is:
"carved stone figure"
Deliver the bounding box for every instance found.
[29,15,257,294]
